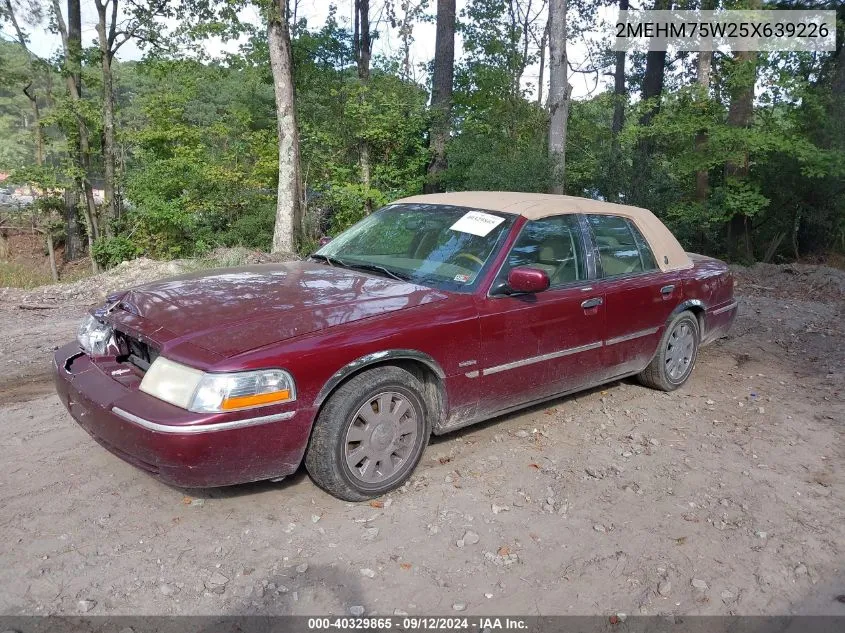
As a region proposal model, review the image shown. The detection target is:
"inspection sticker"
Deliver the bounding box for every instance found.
[449,211,505,237]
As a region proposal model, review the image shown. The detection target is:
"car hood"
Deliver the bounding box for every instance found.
[107,261,449,358]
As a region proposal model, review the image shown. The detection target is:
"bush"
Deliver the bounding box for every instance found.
[323,183,388,234]
[92,235,143,268]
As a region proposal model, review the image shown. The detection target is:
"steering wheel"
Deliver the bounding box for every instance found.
[454,252,484,268]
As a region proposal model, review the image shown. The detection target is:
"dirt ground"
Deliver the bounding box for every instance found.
[0,261,843,617]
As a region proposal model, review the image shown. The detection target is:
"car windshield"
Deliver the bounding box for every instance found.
[313,203,516,293]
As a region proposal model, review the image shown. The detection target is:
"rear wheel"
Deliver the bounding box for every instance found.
[638,310,700,391]
[305,366,431,501]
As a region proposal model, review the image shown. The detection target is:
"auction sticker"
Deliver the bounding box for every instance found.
[449,211,505,237]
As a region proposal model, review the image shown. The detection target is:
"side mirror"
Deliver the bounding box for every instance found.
[318,236,332,246]
[506,267,550,294]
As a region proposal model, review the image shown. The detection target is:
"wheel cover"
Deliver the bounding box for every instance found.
[665,321,696,381]
[343,391,419,485]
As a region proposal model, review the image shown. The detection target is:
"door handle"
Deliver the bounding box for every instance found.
[581,297,603,309]
[660,284,675,295]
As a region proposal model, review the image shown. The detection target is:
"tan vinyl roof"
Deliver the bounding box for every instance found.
[394,191,693,272]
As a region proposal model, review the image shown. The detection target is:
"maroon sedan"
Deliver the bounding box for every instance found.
[55,192,737,500]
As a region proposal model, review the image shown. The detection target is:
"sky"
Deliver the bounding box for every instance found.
[3,0,617,100]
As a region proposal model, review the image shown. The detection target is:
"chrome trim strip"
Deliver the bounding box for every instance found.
[482,341,603,376]
[464,370,480,379]
[112,407,295,434]
[712,301,738,316]
[604,326,660,347]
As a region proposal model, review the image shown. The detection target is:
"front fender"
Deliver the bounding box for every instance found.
[314,349,446,408]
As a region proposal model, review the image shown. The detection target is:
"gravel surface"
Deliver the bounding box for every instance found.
[0,260,843,616]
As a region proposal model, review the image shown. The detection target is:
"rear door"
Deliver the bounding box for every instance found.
[584,214,681,378]
[475,214,605,415]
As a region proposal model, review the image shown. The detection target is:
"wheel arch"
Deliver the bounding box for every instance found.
[671,299,705,337]
[314,350,448,427]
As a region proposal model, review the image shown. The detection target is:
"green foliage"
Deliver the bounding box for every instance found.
[1,1,843,270]
[323,183,389,234]
[92,235,143,268]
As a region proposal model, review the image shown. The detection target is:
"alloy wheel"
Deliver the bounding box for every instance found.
[343,391,419,485]
[665,321,696,381]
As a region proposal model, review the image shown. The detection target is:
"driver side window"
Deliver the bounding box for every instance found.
[496,215,586,287]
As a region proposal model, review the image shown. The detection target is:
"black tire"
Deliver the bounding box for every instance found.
[305,366,431,501]
[638,310,700,391]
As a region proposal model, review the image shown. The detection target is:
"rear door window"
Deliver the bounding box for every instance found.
[587,214,657,277]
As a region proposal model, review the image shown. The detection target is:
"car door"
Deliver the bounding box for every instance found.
[475,214,605,416]
[584,214,681,378]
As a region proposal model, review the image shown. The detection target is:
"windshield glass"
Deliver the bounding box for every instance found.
[314,203,516,293]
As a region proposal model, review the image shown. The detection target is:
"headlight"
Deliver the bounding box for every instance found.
[139,357,296,413]
[77,314,113,355]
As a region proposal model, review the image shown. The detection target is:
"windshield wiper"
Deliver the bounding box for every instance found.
[311,254,410,282]
[310,253,342,267]
[340,262,412,282]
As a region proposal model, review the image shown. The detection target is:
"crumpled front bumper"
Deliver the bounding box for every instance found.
[53,342,316,487]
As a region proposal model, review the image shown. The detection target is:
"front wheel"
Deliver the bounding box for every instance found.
[638,310,700,391]
[305,366,431,501]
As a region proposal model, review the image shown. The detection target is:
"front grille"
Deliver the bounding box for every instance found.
[115,330,159,372]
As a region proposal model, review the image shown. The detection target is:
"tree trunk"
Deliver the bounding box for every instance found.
[54,0,100,272]
[536,17,548,106]
[267,0,302,254]
[694,48,712,203]
[424,0,456,194]
[630,0,668,205]
[638,0,668,127]
[354,0,371,81]
[694,0,715,204]
[63,189,84,261]
[24,85,44,166]
[725,47,756,261]
[95,0,119,234]
[46,232,59,282]
[547,0,570,195]
[611,0,629,136]
[354,0,373,211]
[724,0,761,261]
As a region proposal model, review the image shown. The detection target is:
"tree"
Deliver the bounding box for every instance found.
[535,16,548,106]
[93,0,171,234]
[267,0,302,253]
[2,0,44,166]
[547,0,570,194]
[724,0,762,261]
[51,0,100,272]
[610,0,628,137]
[694,0,715,203]
[424,0,456,193]
[354,0,373,211]
[638,0,668,128]
[386,0,428,82]
[724,49,757,261]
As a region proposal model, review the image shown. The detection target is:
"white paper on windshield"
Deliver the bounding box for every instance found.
[449,211,505,237]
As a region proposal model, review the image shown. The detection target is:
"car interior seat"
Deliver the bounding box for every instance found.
[595,235,641,276]
[536,233,579,285]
